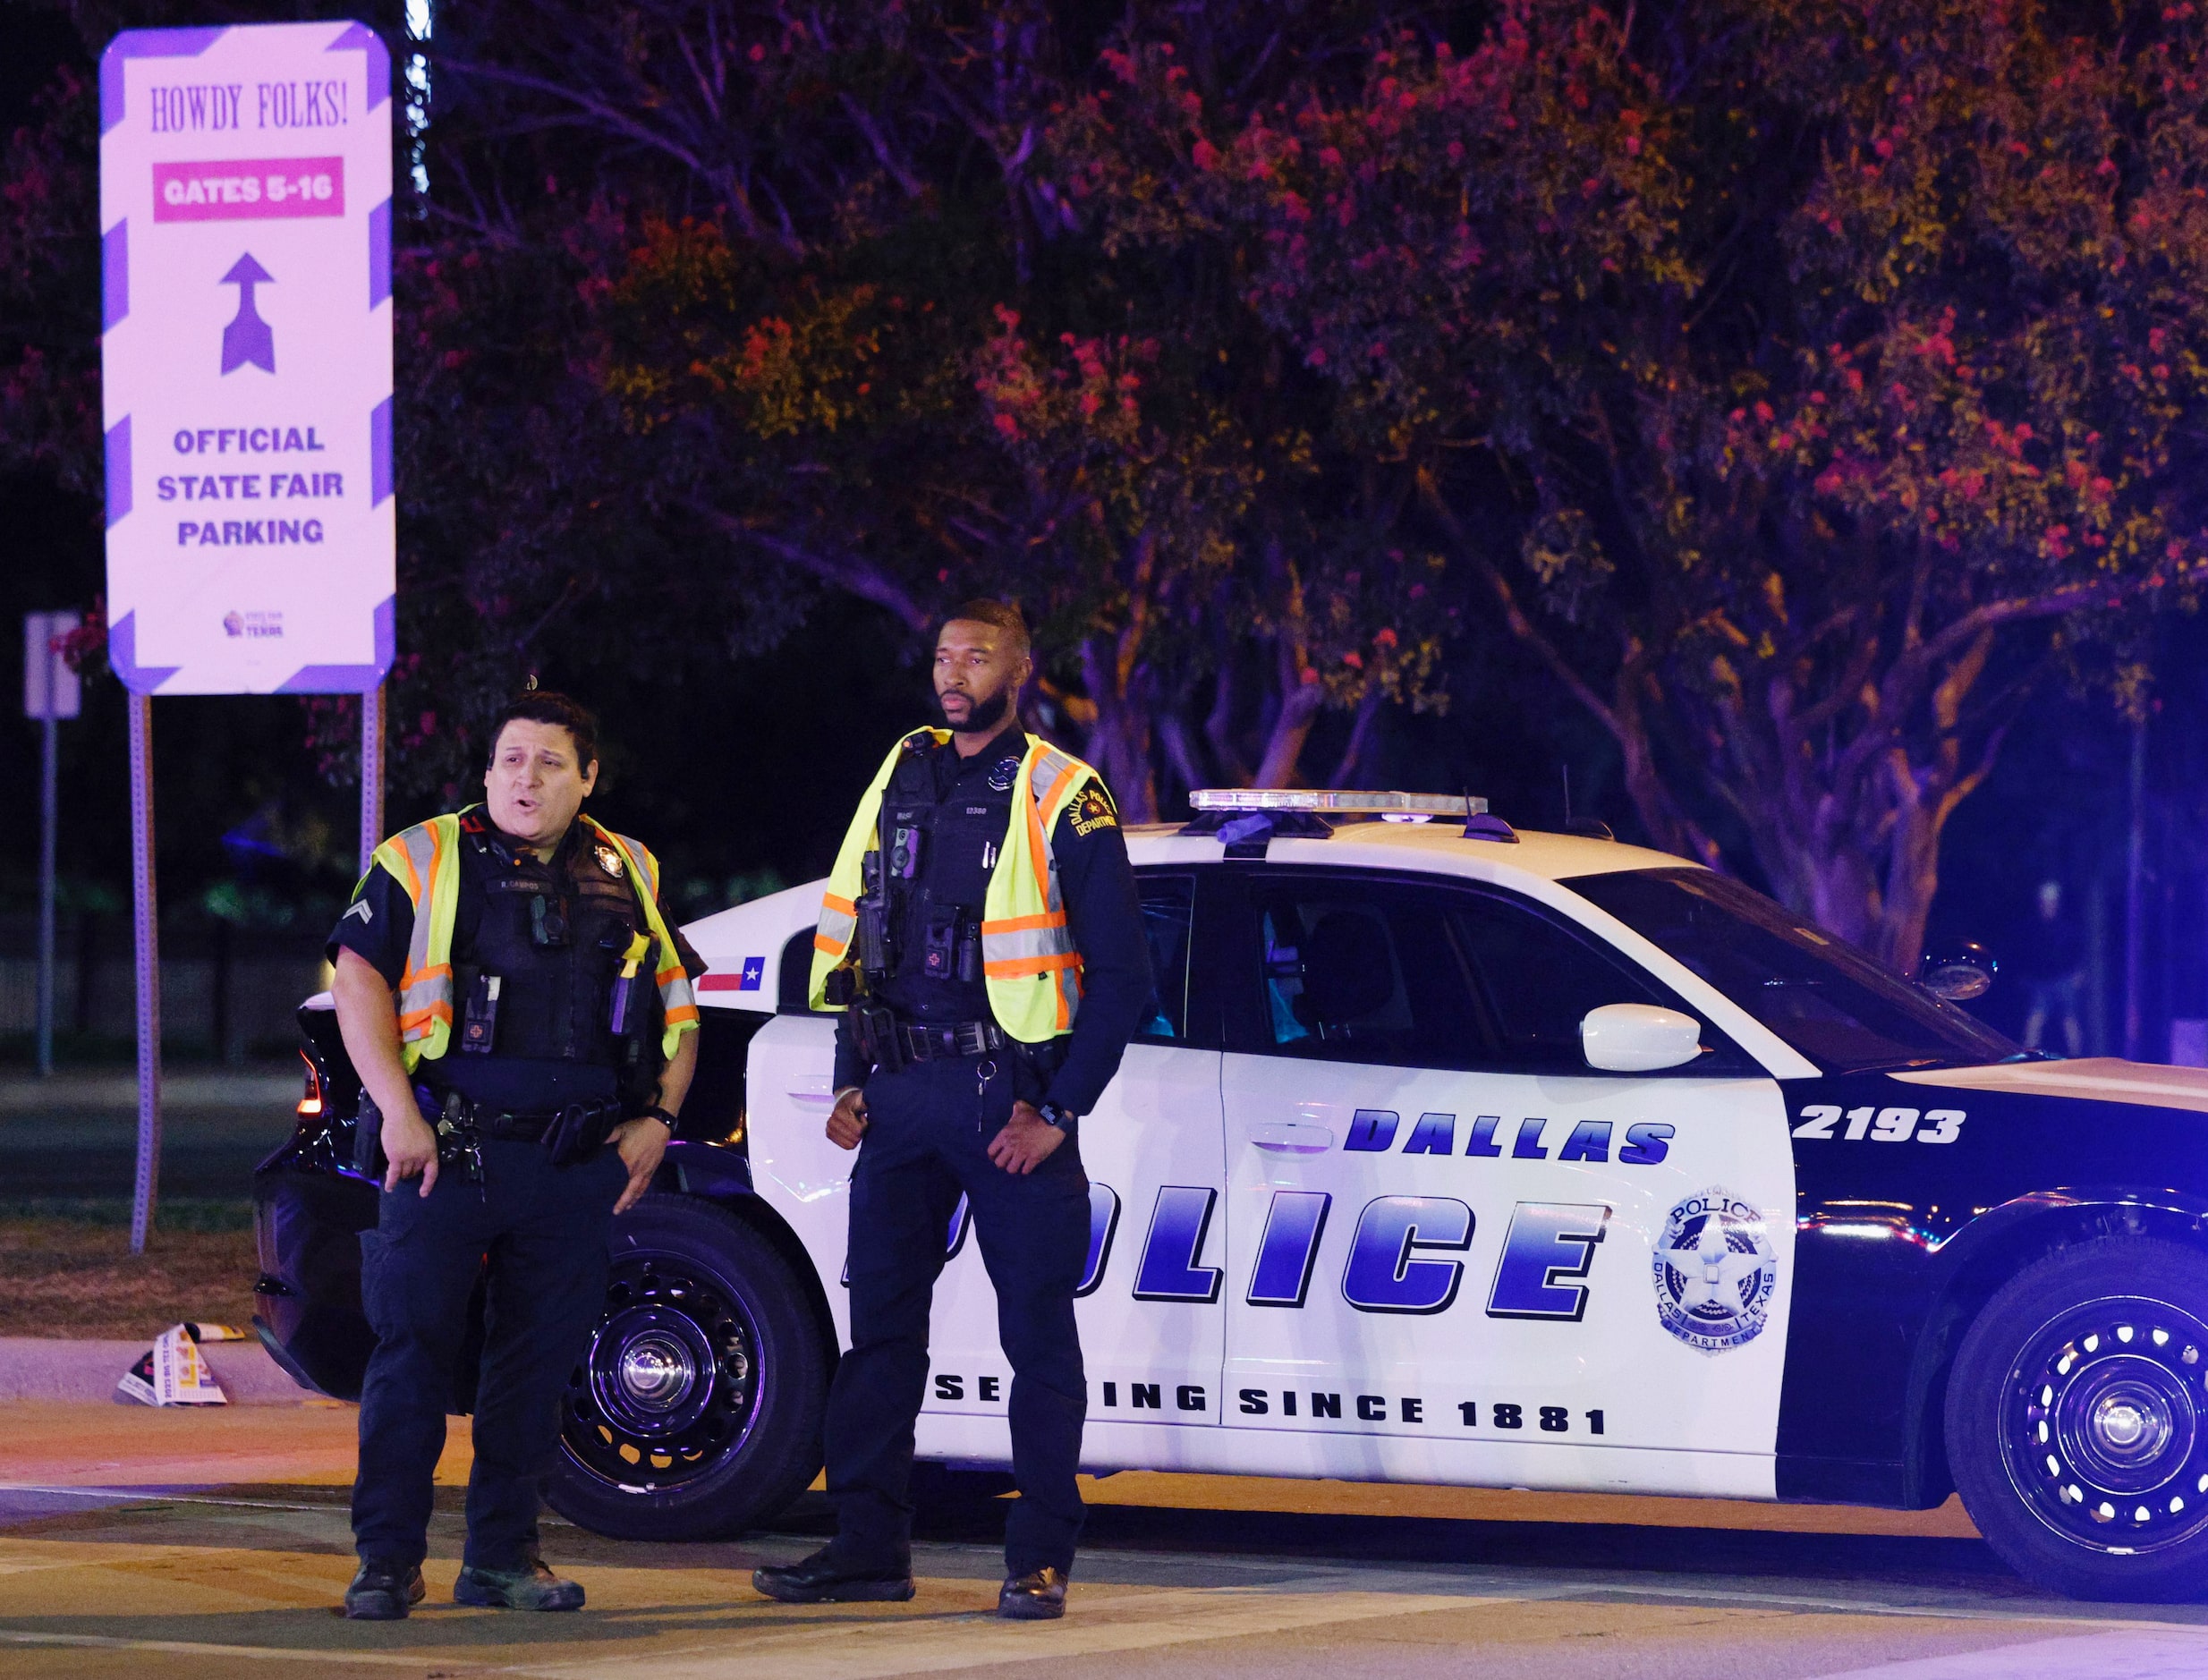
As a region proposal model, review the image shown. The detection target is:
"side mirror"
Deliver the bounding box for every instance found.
[1581,1004,1703,1073]
[1919,941,1996,1003]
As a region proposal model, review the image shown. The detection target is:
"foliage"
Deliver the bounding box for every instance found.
[1142,0,2208,964]
[7,0,2208,961]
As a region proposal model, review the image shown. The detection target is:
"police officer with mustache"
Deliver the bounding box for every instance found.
[330,690,701,1619]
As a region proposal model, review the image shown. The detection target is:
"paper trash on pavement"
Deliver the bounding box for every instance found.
[115,1323,245,1406]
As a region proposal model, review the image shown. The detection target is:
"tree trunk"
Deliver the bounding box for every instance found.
[1079,633,1159,821]
[1253,634,1323,788]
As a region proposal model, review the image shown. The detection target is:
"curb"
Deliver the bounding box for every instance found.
[0,1336,325,1406]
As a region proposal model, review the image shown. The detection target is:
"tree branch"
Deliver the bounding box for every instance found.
[685,500,930,628]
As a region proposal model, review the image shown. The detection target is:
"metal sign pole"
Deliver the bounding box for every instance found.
[24,611,80,1079]
[38,713,56,1078]
[361,680,386,872]
[127,692,160,1255]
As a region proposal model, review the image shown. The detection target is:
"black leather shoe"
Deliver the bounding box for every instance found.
[343,1558,425,1620]
[998,1566,1067,1620]
[752,1548,915,1604]
[453,1557,585,1611]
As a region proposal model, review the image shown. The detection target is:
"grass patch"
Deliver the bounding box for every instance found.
[0,1208,261,1340]
[0,1197,255,1232]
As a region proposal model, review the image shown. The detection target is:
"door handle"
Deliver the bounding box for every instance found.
[1247,1122,1334,1152]
[787,1078,836,1106]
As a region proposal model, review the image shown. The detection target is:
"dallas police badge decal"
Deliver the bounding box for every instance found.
[594,844,624,878]
[988,757,1021,792]
[1652,1186,1777,1353]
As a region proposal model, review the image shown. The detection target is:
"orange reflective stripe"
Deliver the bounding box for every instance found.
[387,841,422,904]
[815,932,847,955]
[983,951,1083,979]
[664,1003,700,1027]
[823,893,856,915]
[397,1003,453,1031]
[398,962,452,989]
[980,911,1066,935]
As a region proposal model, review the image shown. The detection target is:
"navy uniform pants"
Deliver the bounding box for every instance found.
[823,1052,1091,1578]
[352,1137,625,1571]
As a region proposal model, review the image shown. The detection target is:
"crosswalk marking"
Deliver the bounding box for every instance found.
[510,1574,1524,1680]
[1810,1631,2208,1678]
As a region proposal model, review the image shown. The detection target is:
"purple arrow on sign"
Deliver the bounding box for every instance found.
[219,253,274,374]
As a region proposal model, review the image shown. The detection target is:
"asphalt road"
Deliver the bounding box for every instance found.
[4,1404,2207,1678]
[0,1067,296,1200]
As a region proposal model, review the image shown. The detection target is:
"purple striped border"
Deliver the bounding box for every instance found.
[105,417,131,527]
[368,199,391,308]
[107,610,182,695]
[276,595,395,693]
[370,397,393,505]
[99,28,224,135]
[102,221,127,332]
[327,21,392,112]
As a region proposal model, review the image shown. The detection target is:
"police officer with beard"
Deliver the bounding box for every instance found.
[330,691,701,1619]
[752,600,1149,1620]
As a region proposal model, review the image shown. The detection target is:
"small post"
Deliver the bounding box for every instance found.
[361,679,386,873]
[38,714,55,1077]
[22,612,80,1079]
[128,691,160,1255]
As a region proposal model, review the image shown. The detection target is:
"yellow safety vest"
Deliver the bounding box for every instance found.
[810,731,1102,1042]
[368,810,700,1073]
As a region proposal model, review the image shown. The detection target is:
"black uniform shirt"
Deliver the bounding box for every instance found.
[329,813,702,1110]
[832,725,1151,1117]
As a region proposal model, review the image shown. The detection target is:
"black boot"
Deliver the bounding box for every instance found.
[453,1557,585,1611]
[344,1559,426,1620]
[752,1547,915,1604]
[998,1565,1067,1620]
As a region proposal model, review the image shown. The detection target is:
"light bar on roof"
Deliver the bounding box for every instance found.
[1189,789,1489,816]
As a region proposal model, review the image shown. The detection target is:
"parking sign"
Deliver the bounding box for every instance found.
[99,21,393,694]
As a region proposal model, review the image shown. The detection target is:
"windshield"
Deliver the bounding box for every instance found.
[1564,867,2021,1074]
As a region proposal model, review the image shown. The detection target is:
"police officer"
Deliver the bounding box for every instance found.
[752,600,1150,1621]
[329,690,701,1619]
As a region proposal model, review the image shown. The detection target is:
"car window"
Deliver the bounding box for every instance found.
[1567,866,2020,1073]
[1228,871,1745,1075]
[1448,895,1673,1073]
[1136,875,1196,1042]
[1240,879,1484,1068]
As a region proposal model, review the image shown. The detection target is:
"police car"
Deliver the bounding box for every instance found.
[252,791,2208,1602]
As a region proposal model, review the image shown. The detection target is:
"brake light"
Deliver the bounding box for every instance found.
[297,1048,324,1118]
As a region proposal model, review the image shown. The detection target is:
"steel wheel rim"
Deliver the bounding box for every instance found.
[560,1248,760,1493]
[2000,1294,2208,1555]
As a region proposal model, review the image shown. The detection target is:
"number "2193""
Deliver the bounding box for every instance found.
[1792,1105,1965,1143]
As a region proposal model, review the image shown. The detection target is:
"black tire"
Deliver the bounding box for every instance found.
[1948,1236,2208,1600]
[543,1193,828,1541]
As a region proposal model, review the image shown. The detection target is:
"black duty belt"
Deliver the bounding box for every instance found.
[895,1019,1006,1061]
[422,1088,620,1142]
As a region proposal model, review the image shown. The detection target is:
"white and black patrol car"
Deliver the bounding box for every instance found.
[253,792,2208,1602]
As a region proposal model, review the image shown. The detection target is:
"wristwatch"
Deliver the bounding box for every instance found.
[640,1105,678,1132]
[1036,1100,1074,1130]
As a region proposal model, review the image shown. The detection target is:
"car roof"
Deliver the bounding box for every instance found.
[680,815,1707,1021]
[1120,818,1694,887]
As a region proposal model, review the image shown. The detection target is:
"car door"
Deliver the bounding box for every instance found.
[1219,867,1795,1498]
[914,870,1229,1465]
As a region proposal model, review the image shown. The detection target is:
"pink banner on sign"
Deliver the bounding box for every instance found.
[152,157,344,222]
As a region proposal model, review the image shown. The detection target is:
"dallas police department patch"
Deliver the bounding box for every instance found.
[1652,1186,1778,1353]
[1071,785,1118,837]
[594,844,624,879]
[988,757,1021,792]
